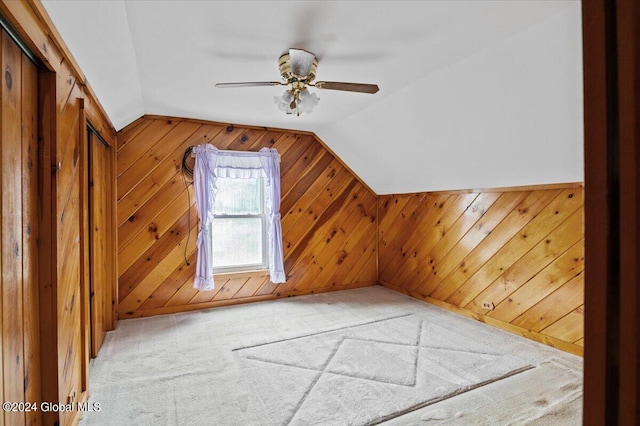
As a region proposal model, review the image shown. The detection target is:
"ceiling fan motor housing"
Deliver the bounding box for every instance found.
[279,51,317,84]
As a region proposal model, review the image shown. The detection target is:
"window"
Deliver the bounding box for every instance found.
[192,145,285,291]
[211,177,267,273]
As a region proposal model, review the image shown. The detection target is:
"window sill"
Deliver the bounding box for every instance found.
[212,269,269,280]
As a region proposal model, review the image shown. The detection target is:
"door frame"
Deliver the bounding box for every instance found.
[582,0,640,423]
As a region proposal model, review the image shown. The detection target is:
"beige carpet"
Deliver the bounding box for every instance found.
[80,286,582,425]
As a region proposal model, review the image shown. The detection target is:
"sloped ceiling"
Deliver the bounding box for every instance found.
[41,0,583,194]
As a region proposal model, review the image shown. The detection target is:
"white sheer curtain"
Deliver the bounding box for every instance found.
[259,148,286,282]
[192,145,286,290]
[192,144,219,290]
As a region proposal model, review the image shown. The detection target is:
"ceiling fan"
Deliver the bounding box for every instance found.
[215,48,379,116]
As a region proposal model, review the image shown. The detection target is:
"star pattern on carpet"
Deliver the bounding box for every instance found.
[234,314,532,425]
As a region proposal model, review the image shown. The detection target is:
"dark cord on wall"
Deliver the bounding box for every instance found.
[182,146,195,266]
[182,146,194,178]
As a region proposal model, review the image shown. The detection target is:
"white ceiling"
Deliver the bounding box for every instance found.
[41,0,583,194]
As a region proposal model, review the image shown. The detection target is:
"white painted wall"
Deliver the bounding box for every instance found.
[42,0,145,129]
[317,4,583,194]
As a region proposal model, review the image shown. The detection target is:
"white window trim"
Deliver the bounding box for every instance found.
[211,177,269,274]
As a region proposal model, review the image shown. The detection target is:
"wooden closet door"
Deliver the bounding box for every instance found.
[1,28,41,425]
[89,130,111,356]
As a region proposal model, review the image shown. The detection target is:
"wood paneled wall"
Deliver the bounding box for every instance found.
[378,184,584,355]
[116,116,377,318]
[1,28,40,426]
[1,1,118,425]
[42,49,116,426]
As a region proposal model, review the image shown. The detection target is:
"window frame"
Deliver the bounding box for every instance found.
[210,176,269,274]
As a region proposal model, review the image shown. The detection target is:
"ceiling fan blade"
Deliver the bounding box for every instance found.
[289,48,316,77]
[215,82,282,88]
[314,81,379,94]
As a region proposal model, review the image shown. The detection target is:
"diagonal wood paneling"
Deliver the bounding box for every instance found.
[54,65,86,426]
[378,184,584,355]
[40,46,116,426]
[117,116,377,318]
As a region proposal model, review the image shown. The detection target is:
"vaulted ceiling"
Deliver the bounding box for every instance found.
[41,0,583,194]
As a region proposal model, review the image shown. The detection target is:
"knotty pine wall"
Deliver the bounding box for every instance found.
[378,184,584,355]
[117,116,377,318]
[44,48,117,426]
[1,1,118,425]
[1,28,40,426]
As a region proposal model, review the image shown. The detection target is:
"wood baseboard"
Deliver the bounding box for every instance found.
[118,281,377,319]
[379,281,583,357]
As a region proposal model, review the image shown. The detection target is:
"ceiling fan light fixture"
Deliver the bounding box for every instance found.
[297,88,319,114]
[274,90,294,112]
[274,88,319,116]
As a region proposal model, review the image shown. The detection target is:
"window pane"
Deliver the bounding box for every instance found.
[212,218,264,268]
[213,177,261,215]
